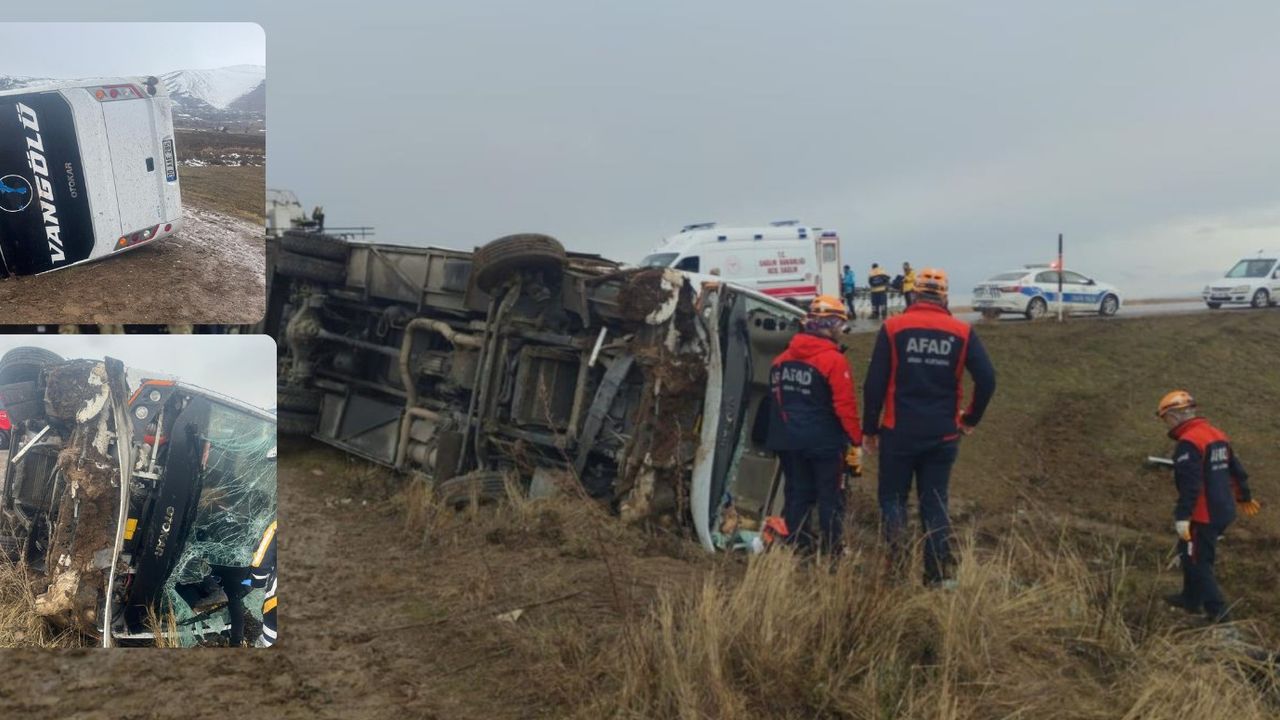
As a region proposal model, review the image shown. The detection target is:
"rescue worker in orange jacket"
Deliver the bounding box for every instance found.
[862,268,996,585]
[1157,391,1260,622]
[765,295,862,554]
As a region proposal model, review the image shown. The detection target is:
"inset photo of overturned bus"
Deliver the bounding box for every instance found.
[267,228,806,551]
[0,23,268,326]
[0,341,276,647]
[0,77,181,276]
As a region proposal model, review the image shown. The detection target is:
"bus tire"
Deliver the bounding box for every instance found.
[0,347,63,385]
[279,230,349,262]
[277,409,318,437]
[435,470,515,511]
[277,384,322,414]
[472,234,565,293]
[276,250,346,285]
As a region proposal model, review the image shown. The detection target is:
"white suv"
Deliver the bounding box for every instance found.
[971,266,1123,320]
[1203,256,1280,309]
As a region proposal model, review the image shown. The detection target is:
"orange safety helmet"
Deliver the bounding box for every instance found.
[808,294,849,321]
[915,267,949,295]
[1156,390,1196,418]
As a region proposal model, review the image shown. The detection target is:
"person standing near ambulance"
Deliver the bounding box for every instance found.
[1156,391,1260,622]
[766,295,863,555]
[868,263,890,320]
[861,268,996,585]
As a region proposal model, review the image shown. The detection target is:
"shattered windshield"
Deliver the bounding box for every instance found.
[163,400,276,641]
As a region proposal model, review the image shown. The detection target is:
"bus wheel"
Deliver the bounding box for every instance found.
[279,230,348,262]
[276,250,346,285]
[472,234,565,293]
[435,470,516,511]
[0,346,64,385]
[278,384,322,414]
[277,409,318,437]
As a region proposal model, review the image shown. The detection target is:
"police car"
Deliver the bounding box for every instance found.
[971,265,1123,320]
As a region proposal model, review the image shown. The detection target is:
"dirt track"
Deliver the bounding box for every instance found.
[0,204,264,325]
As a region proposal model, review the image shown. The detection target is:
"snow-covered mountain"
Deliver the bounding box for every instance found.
[162,64,265,111]
[0,75,50,92]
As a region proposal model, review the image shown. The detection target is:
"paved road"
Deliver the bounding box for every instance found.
[844,299,1268,334]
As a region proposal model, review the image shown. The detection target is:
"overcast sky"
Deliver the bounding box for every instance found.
[0,22,263,77]
[0,336,276,410]
[11,4,1280,297]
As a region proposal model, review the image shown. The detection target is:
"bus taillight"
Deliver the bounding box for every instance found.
[90,84,146,102]
[114,224,161,251]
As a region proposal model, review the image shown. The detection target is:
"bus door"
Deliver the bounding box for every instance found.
[101,94,166,238]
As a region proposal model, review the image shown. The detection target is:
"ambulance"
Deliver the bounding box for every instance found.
[639,221,843,304]
[0,77,182,276]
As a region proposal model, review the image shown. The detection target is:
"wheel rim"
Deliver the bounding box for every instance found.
[1103,297,1117,315]
[1029,299,1046,318]
[1253,290,1267,308]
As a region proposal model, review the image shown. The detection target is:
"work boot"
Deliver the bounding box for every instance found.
[1164,593,1201,615]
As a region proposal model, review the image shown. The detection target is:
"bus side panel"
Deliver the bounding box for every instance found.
[0,92,96,275]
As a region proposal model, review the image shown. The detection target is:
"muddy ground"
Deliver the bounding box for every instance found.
[0,440,684,718]
[0,203,265,325]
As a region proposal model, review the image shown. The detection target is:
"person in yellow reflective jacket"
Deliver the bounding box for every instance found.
[250,519,277,647]
[868,263,890,319]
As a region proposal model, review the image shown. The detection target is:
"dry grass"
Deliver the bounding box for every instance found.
[578,520,1278,719]
[0,557,81,648]
[179,165,266,222]
[145,605,182,648]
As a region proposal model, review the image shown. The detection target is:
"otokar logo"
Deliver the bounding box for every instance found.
[0,174,32,213]
[14,102,66,262]
[905,337,954,355]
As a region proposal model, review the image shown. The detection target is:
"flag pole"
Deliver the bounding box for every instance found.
[1057,233,1064,322]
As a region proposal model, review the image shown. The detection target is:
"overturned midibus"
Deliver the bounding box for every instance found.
[0,348,275,646]
[267,229,807,550]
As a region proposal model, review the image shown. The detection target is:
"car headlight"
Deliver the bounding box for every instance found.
[1232,285,1250,293]
[1202,285,1210,294]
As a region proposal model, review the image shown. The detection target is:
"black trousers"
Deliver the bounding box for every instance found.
[212,565,252,645]
[778,448,846,555]
[871,292,887,318]
[1178,522,1229,619]
[877,432,959,583]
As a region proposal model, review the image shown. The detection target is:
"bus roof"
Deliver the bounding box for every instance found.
[0,76,169,99]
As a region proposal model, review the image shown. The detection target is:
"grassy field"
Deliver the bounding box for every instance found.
[176,127,266,223]
[4,311,1276,716]
[380,309,1280,717]
[178,165,265,223]
[846,310,1280,632]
